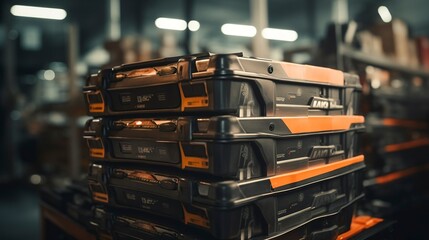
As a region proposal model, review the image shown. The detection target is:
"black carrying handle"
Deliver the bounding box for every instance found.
[310,225,339,240]
[312,189,339,208]
[112,52,213,72]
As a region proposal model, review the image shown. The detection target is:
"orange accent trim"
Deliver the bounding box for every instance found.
[93,192,108,203]
[90,148,105,158]
[182,205,209,228]
[337,216,383,240]
[352,216,383,226]
[281,116,364,134]
[384,138,429,153]
[179,82,209,111]
[382,118,428,129]
[269,155,364,189]
[179,143,209,169]
[89,103,105,113]
[279,62,344,86]
[375,164,429,185]
[86,91,105,113]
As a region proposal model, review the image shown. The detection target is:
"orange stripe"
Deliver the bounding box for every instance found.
[279,62,344,86]
[375,164,429,185]
[337,216,383,240]
[282,116,364,134]
[384,138,429,153]
[269,155,364,189]
[382,118,428,129]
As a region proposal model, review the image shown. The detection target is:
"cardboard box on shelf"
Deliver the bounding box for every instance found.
[416,37,429,69]
[370,19,409,65]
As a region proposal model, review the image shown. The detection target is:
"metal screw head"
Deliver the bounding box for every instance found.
[267,65,274,74]
[269,122,275,131]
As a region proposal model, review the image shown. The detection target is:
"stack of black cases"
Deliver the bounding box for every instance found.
[83,53,365,239]
[361,70,429,239]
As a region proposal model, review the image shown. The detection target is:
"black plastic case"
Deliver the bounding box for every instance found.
[364,117,429,177]
[365,118,429,154]
[91,200,356,240]
[371,88,429,120]
[364,163,429,200]
[85,115,364,180]
[88,157,364,239]
[83,53,361,117]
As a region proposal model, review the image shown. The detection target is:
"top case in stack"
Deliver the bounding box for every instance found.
[83,52,361,118]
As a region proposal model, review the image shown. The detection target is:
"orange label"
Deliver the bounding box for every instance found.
[90,148,105,158]
[182,205,209,228]
[86,91,105,113]
[87,138,105,158]
[269,155,364,189]
[282,115,364,134]
[179,82,209,111]
[89,103,105,113]
[93,192,108,203]
[179,143,209,169]
[181,97,209,109]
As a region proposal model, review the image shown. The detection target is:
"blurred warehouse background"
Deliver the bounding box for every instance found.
[1,0,429,239]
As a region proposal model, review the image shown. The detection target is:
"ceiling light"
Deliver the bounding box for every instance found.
[262,28,298,42]
[10,5,67,20]
[84,47,110,66]
[155,17,187,31]
[221,24,256,37]
[188,20,200,32]
[378,6,392,23]
[43,70,55,81]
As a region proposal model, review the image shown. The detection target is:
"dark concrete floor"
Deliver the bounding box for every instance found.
[0,183,40,240]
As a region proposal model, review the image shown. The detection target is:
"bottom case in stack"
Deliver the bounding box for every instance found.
[88,155,364,239]
[92,199,358,240]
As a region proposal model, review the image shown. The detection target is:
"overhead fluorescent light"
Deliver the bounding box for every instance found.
[155,17,187,31]
[188,20,200,32]
[84,47,110,66]
[43,70,55,81]
[378,6,392,23]
[262,28,298,42]
[221,24,256,37]
[10,5,67,20]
